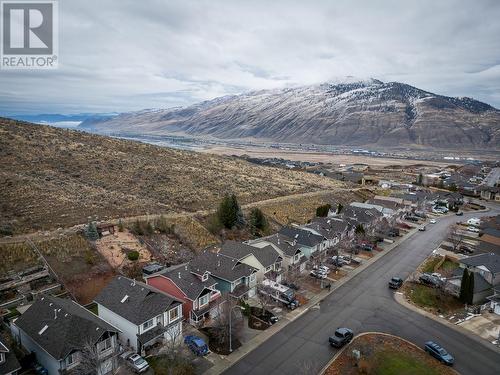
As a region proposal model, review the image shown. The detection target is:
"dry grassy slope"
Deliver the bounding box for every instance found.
[0,119,346,234]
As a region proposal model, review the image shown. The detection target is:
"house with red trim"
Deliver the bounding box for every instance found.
[145,265,223,326]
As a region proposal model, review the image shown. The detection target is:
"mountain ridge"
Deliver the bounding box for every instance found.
[80,79,500,150]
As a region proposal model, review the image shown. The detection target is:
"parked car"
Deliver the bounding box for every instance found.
[429,219,437,224]
[388,277,403,289]
[467,218,481,227]
[455,211,463,216]
[313,265,330,273]
[184,335,209,356]
[419,273,441,286]
[458,245,474,254]
[424,341,454,365]
[467,226,479,233]
[331,256,350,266]
[329,327,354,348]
[127,354,150,373]
[418,225,426,231]
[310,269,327,279]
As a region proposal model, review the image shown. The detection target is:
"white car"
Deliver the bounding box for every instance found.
[127,354,150,373]
[467,226,480,233]
[429,219,437,224]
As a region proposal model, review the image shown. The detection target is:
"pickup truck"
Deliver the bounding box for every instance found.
[329,327,353,348]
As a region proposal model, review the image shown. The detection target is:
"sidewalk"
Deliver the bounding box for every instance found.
[204,226,421,374]
[394,279,500,355]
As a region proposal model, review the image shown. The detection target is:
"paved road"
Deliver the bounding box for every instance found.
[224,206,500,375]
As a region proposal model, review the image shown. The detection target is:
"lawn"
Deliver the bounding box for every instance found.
[440,259,459,272]
[405,282,462,314]
[421,256,441,273]
[324,333,456,375]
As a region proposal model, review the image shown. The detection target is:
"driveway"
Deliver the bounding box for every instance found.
[223,204,500,375]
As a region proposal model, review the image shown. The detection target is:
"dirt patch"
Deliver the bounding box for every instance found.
[324,333,456,375]
[95,230,151,269]
[402,282,463,316]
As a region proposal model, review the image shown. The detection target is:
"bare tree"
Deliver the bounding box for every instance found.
[448,225,464,252]
[75,335,118,375]
[255,286,274,314]
[211,293,242,348]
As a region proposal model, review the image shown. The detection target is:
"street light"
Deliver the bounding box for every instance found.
[229,304,244,353]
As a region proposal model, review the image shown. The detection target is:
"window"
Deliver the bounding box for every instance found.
[202,272,209,281]
[249,273,256,282]
[67,353,76,367]
[198,294,209,307]
[265,266,272,273]
[169,306,180,322]
[99,337,112,352]
[142,319,154,331]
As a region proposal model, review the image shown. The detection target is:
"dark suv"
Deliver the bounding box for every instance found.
[329,327,353,348]
[424,341,454,365]
[388,277,403,289]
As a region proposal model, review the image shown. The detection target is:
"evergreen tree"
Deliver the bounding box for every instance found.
[231,194,245,228]
[118,219,124,232]
[336,203,343,214]
[467,271,474,305]
[355,224,365,236]
[316,204,331,217]
[250,208,268,234]
[217,194,238,229]
[417,173,423,185]
[85,221,99,241]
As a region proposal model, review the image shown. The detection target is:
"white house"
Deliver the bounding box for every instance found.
[95,276,182,354]
[11,296,119,375]
[0,339,21,375]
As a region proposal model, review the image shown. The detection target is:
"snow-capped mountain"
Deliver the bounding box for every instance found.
[80,79,500,150]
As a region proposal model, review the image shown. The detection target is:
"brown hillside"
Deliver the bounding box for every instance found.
[0,118,345,234]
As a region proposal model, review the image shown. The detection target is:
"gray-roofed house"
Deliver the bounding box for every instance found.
[95,276,182,354]
[145,264,223,326]
[219,241,283,282]
[11,296,119,375]
[446,253,500,304]
[278,226,327,259]
[341,205,384,231]
[0,338,21,375]
[248,233,307,274]
[189,250,258,298]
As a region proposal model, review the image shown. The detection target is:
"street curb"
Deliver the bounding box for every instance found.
[318,332,461,375]
[205,226,421,374]
[394,291,500,355]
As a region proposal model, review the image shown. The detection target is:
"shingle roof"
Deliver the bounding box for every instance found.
[190,250,257,282]
[342,205,383,225]
[279,227,324,247]
[14,296,119,360]
[453,268,492,292]
[219,241,280,268]
[309,217,350,237]
[159,265,217,300]
[256,233,302,257]
[461,253,500,275]
[94,276,181,325]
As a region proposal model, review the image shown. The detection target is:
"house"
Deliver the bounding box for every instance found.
[278,226,326,259]
[309,217,352,240]
[453,253,500,303]
[11,296,119,375]
[486,288,500,315]
[350,201,395,218]
[341,205,384,232]
[480,186,500,201]
[446,268,493,304]
[218,241,283,283]
[95,276,182,354]
[249,233,307,274]
[0,339,21,375]
[189,250,258,298]
[145,264,223,326]
[479,228,500,247]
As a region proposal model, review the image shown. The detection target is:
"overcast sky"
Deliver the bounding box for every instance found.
[1,0,500,115]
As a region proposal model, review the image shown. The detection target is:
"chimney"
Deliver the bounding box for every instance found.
[178,272,181,279]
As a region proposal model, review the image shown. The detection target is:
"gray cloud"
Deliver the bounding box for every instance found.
[1,0,500,115]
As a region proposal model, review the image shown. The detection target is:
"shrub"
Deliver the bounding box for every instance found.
[84,221,99,241]
[207,214,223,235]
[0,224,14,236]
[118,219,124,232]
[316,204,331,217]
[127,251,139,261]
[249,208,268,234]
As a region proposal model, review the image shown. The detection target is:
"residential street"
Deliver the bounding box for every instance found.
[223,205,500,375]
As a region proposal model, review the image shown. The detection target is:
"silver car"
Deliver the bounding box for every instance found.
[127,354,150,373]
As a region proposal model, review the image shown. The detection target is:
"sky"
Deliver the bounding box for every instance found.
[1,0,500,115]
